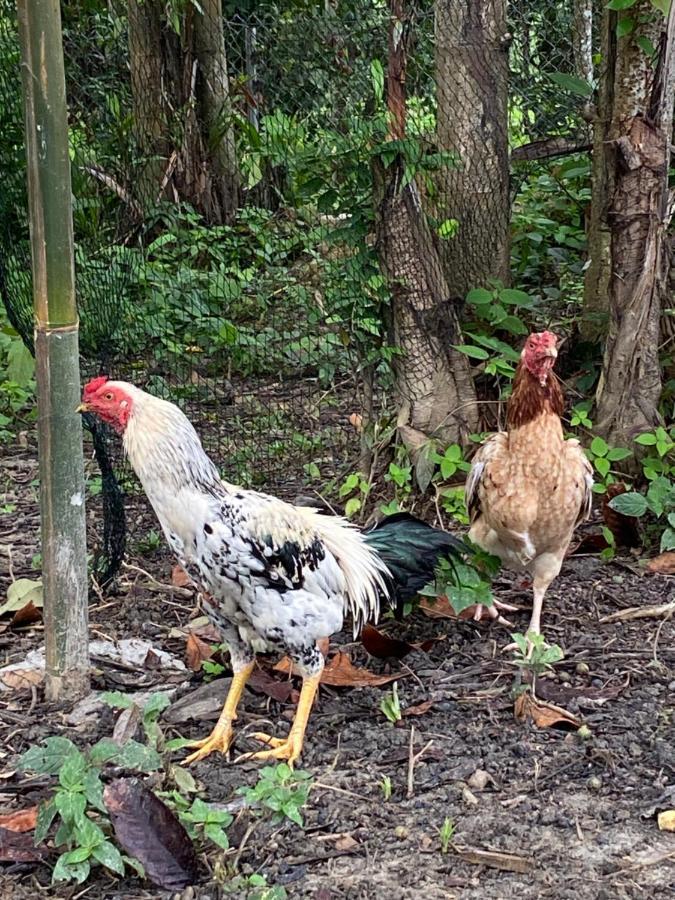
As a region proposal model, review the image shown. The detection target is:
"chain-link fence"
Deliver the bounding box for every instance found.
[0,0,597,578]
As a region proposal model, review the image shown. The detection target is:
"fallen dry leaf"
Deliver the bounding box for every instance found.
[335,833,359,851]
[0,825,46,862]
[419,596,476,621]
[112,704,142,745]
[317,637,330,656]
[514,691,582,730]
[275,651,401,688]
[171,565,192,588]
[105,777,199,890]
[11,600,43,628]
[248,668,295,704]
[348,412,363,432]
[657,810,675,832]
[0,668,44,691]
[402,699,433,718]
[0,806,38,833]
[361,624,414,659]
[185,633,214,672]
[452,844,533,874]
[646,551,675,575]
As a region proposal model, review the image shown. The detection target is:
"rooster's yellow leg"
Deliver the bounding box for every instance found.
[184,661,255,764]
[241,672,320,766]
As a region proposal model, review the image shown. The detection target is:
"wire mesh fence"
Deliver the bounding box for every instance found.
[0,0,597,578]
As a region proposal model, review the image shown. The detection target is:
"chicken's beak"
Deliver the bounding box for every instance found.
[76,402,89,414]
[543,346,558,359]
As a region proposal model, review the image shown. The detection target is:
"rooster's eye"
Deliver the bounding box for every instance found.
[103,392,113,401]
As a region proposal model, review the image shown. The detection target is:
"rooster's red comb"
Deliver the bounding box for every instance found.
[82,375,109,399]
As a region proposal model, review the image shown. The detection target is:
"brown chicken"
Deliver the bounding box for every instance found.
[465,331,593,646]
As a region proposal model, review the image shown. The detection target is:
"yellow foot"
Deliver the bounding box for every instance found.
[237,730,304,765]
[183,723,235,765]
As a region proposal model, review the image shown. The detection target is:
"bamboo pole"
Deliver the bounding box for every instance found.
[17,0,89,699]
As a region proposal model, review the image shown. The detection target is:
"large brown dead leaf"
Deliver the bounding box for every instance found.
[248,668,295,704]
[647,552,675,575]
[185,633,213,672]
[104,778,198,890]
[11,600,43,628]
[401,699,434,718]
[275,651,401,688]
[361,624,415,659]
[514,691,582,730]
[171,565,192,588]
[419,596,477,621]
[0,806,38,833]
[0,825,46,862]
[0,668,44,691]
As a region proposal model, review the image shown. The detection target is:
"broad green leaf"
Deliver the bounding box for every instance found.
[344,497,361,518]
[370,59,384,102]
[88,739,122,766]
[54,789,87,824]
[61,845,91,864]
[20,737,79,775]
[499,315,528,335]
[172,764,198,794]
[660,528,675,552]
[34,799,57,844]
[165,737,196,751]
[453,344,490,360]
[649,0,670,14]
[83,770,106,813]
[93,840,125,875]
[635,432,657,445]
[594,457,610,478]
[204,822,230,849]
[101,691,134,710]
[6,339,35,387]
[74,815,105,850]
[549,72,594,98]
[52,854,90,884]
[58,752,88,790]
[616,17,634,36]
[607,0,637,8]
[142,691,172,722]
[606,448,632,461]
[636,35,658,58]
[116,739,162,772]
[465,288,493,305]
[608,492,648,517]
[0,578,43,617]
[590,436,609,457]
[498,288,533,307]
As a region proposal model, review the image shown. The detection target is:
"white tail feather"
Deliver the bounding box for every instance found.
[311,513,392,636]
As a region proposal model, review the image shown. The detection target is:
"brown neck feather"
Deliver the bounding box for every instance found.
[507,363,564,429]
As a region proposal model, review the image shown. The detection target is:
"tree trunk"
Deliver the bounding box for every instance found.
[592,4,675,447]
[433,0,510,299]
[193,0,240,222]
[127,0,174,207]
[376,0,478,445]
[572,0,594,120]
[127,0,239,223]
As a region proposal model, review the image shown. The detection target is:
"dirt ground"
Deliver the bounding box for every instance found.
[0,440,674,900]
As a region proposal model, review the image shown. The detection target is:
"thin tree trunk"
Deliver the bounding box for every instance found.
[193,0,240,222]
[433,0,510,299]
[593,3,675,447]
[376,0,478,444]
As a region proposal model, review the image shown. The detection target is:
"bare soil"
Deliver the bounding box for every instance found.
[0,439,674,900]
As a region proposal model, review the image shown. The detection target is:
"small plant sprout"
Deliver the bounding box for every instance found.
[511,631,564,679]
[439,817,455,854]
[380,683,402,724]
[239,763,312,827]
[380,775,393,801]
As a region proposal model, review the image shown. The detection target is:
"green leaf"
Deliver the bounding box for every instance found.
[20,737,79,775]
[606,0,637,8]
[58,752,88,790]
[142,691,172,723]
[549,72,594,98]
[116,740,162,773]
[82,770,106,813]
[0,578,43,616]
[608,492,648,517]
[344,497,361,518]
[590,436,609,457]
[101,691,134,710]
[6,338,35,387]
[88,739,122,766]
[660,528,675,552]
[61,845,92,864]
[453,344,490,360]
[92,840,125,876]
[370,59,384,102]
[172,765,198,794]
[499,315,528,335]
[649,0,670,14]
[74,816,105,850]
[606,448,632,461]
[54,789,87,824]
[636,35,658,58]
[616,16,634,36]
[465,288,493,305]
[204,822,230,850]
[594,457,610,478]
[165,737,196,752]
[52,854,90,885]
[34,799,58,844]
[122,855,146,878]
[635,432,657,445]
[498,288,533,307]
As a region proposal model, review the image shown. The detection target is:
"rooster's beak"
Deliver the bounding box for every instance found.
[542,347,558,359]
[76,402,89,413]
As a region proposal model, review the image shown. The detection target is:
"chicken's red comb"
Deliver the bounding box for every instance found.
[82,375,109,398]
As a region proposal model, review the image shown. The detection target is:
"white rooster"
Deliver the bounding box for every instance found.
[79,376,468,765]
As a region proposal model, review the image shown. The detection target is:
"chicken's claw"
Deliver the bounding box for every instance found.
[236,731,303,766]
[183,722,235,764]
[470,599,518,628]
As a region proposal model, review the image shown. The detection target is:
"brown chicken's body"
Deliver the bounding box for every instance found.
[465,334,593,642]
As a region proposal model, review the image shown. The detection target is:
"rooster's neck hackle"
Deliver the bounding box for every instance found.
[507,363,564,431]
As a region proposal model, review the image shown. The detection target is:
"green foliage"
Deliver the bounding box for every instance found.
[585,436,632,494]
[438,817,455,854]
[608,425,675,552]
[379,683,402,724]
[0,307,35,443]
[101,690,172,750]
[420,554,496,615]
[511,631,564,678]
[164,793,233,851]
[223,873,288,900]
[19,735,160,884]
[239,763,312,828]
[379,775,393,801]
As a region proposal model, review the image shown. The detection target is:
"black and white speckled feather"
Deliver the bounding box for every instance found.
[112,383,391,676]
